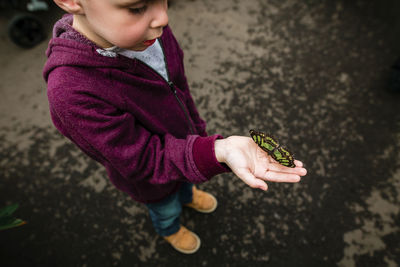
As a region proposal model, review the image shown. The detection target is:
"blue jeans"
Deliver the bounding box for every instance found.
[145,183,193,236]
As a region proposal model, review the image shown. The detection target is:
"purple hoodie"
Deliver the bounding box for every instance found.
[43,15,230,203]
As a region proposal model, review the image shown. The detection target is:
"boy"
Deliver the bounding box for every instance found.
[44,0,307,254]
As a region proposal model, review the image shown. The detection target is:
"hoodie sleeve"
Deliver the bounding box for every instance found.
[47,74,228,185]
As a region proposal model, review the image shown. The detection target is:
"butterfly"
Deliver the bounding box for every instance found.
[249,129,296,168]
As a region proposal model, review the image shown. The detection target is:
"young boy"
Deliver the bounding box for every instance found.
[44,0,307,254]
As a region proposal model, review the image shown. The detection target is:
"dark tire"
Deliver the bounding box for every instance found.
[7,14,46,48]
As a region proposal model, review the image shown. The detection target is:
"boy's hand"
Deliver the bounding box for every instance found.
[214,136,307,191]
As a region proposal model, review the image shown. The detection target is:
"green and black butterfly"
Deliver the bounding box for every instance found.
[249,129,296,168]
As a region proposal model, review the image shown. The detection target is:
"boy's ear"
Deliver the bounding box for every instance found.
[53,0,84,14]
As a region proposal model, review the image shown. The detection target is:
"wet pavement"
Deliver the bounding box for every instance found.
[1,1,400,266]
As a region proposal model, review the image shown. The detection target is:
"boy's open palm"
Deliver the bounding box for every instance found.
[215,136,307,191]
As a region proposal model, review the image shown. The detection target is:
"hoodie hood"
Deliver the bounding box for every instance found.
[43,14,133,82]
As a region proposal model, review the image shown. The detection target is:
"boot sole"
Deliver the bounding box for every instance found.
[171,232,201,254]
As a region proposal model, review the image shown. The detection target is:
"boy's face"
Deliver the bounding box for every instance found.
[74,0,168,50]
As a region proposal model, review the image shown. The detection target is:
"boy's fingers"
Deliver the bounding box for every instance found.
[263,171,301,183]
[266,162,307,176]
[236,168,268,191]
[294,160,303,167]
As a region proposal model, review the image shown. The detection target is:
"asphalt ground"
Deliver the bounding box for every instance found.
[1,1,400,266]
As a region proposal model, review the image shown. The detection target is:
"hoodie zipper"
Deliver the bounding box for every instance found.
[135,39,195,134]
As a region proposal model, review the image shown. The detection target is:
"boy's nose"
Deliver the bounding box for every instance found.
[150,1,169,29]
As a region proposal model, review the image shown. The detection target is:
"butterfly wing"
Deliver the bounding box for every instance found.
[274,147,296,168]
[249,129,296,168]
[249,129,277,154]
[249,129,262,146]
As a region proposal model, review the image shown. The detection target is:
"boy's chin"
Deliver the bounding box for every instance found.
[126,45,150,52]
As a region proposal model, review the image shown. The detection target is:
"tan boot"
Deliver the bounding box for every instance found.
[164,225,201,254]
[184,186,218,213]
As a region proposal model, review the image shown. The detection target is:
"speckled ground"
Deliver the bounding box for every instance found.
[1,1,400,266]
